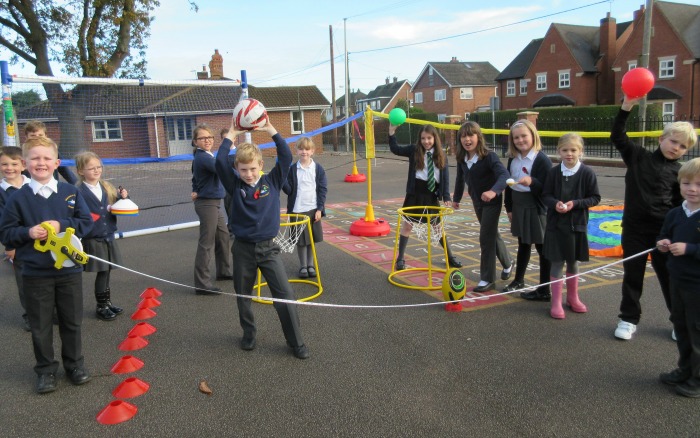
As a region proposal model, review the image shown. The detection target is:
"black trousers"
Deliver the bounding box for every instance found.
[23,273,84,375]
[232,239,304,348]
[618,229,671,325]
[670,278,700,382]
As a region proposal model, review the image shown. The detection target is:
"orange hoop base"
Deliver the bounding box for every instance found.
[349,218,390,237]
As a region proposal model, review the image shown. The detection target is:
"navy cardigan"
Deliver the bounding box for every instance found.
[389,135,451,202]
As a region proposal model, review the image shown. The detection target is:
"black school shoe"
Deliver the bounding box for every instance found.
[520,290,551,302]
[68,368,91,385]
[660,368,690,386]
[676,379,700,398]
[36,373,57,394]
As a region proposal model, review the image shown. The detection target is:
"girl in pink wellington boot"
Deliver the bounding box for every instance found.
[541,134,601,319]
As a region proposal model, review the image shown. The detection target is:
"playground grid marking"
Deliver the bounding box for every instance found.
[322,197,634,312]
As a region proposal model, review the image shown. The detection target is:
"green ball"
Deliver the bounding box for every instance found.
[388,108,407,125]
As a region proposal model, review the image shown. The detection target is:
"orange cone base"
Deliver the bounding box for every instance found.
[140,287,163,298]
[131,308,157,320]
[349,218,391,237]
[137,297,161,309]
[128,322,157,337]
[111,355,145,374]
[444,302,462,312]
[112,377,150,398]
[344,173,366,183]
[96,400,138,425]
[118,335,149,351]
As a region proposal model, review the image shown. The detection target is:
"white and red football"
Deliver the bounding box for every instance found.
[232,98,267,131]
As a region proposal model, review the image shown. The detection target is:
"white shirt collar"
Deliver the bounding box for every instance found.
[296,159,315,169]
[682,200,700,217]
[0,175,30,191]
[29,177,58,195]
[560,161,581,176]
[198,148,214,157]
[465,153,479,168]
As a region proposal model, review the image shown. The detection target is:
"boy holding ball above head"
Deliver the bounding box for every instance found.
[0,137,94,394]
[612,94,698,341]
[215,118,309,360]
[657,158,700,397]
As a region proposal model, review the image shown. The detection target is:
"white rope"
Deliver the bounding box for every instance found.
[87,246,655,309]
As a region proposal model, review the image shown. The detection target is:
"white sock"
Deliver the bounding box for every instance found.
[503,265,512,273]
[477,280,489,287]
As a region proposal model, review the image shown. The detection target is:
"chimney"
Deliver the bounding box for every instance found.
[209,49,224,80]
[633,5,645,21]
[450,56,459,63]
[197,65,208,80]
[385,77,390,85]
[599,12,617,104]
[393,76,397,83]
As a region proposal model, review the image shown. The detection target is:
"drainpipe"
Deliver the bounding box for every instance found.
[152,113,161,158]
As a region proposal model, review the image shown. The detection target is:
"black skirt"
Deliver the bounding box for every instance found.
[402,179,440,224]
[510,190,546,244]
[83,238,123,272]
[292,209,324,247]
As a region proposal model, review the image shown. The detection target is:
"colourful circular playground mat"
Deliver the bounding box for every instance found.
[588,205,623,257]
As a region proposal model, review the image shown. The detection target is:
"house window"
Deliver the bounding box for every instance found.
[291,110,304,134]
[519,79,528,95]
[429,67,434,87]
[437,114,446,122]
[434,89,446,101]
[92,119,123,141]
[506,80,515,97]
[414,92,423,103]
[536,73,547,91]
[550,44,555,54]
[627,61,637,71]
[460,87,474,99]
[662,102,675,122]
[166,118,194,141]
[659,57,675,78]
[558,70,570,89]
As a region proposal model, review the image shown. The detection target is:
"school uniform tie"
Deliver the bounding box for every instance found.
[426,152,436,193]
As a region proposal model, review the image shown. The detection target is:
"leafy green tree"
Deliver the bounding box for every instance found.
[12,89,41,108]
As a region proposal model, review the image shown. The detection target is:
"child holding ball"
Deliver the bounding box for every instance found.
[542,134,600,319]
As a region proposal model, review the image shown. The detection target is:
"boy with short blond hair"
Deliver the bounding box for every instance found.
[215,120,309,359]
[0,137,93,394]
[612,95,698,341]
[657,158,700,397]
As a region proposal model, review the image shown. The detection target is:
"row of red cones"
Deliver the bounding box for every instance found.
[96,287,162,425]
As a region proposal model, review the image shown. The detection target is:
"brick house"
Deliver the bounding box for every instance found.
[356,77,412,114]
[496,1,700,120]
[612,2,700,119]
[411,58,500,120]
[16,50,330,158]
[334,89,367,120]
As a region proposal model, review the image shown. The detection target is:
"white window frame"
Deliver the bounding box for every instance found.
[558,70,570,89]
[291,110,304,134]
[659,56,675,79]
[536,73,547,91]
[662,102,675,123]
[437,114,446,122]
[519,79,528,95]
[414,92,423,104]
[92,119,123,142]
[627,61,637,71]
[506,80,516,97]
[434,89,446,101]
[459,87,474,100]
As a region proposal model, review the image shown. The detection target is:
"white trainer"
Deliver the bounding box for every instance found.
[672,329,677,341]
[615,320,637,340]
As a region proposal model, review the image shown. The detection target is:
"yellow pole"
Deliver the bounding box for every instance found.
[364,107,376,221]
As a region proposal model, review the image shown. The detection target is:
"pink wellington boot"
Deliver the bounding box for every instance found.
[565,276,587,313]
[550,277,565,319]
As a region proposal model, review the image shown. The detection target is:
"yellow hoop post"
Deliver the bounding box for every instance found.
[345,112,366,182]
[388,206,454,291]
[253,213,323,304]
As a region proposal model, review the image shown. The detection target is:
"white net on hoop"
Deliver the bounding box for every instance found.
[274,214,309,253]
[401,207,446,247]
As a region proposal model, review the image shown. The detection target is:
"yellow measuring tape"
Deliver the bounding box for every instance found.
[33,222,89,269]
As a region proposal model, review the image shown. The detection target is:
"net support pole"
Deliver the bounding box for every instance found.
[240,70,252,144]
[1,61,17,146]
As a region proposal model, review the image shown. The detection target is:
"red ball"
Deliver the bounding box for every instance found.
[621,67,655,99]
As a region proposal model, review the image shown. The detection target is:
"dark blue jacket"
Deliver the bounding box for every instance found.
[77,183,118,241]
[453,151,508,207]
[389,135,451,202]
[215,134,291,243]
[658,207,700,283]
[0,183,93,276]
[283,161,328,216]
[192,148,225,199]
[542,164,601,233]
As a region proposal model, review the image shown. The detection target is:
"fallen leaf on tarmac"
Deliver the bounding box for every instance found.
[199,380,212,396]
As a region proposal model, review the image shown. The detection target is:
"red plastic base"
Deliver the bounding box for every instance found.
[344,173,366,183]
[444,302,462,312]
[349,218,391,237]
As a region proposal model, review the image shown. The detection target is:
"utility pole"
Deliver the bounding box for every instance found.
[329,25,338,151]
[639,0,654,139]
[344,18,350,153]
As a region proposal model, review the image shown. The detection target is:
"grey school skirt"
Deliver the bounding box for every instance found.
[510,190,546,245]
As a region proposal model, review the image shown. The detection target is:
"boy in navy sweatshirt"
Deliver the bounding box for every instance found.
[215,120,309,360]
[0,137,93,394]
[657,158,700,398]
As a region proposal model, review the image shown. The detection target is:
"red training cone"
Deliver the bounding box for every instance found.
[444,302,463,312]
[137,297,161,309]
[131,307,157,320]
[112,377,150,399]
[111,355,145,374]
[128,322,157,337]
[118,335,149,351]
[140,287,163,298]
[96,400,138,425]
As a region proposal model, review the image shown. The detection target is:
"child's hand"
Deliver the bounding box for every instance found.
[481,190,496,202]
[257,118,277,136]
[555,201,569,213]
[656,239,671,252]
[453,202,460,210]
[191,192,198,201]
[666,242,688,256]
[443,200,452,209]
[4,249,15,262]
[225,123,245,141]
[517,176,532,187]
[118,186,128,199]
[29,224,48,240]
[621,94,642,111]
[314,210,322,222]
[507,212,513,222]
[388,125,397,136]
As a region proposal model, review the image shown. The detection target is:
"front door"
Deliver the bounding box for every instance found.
[166,117,195,156]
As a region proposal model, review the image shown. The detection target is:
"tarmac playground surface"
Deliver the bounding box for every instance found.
[0,152,698,437]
